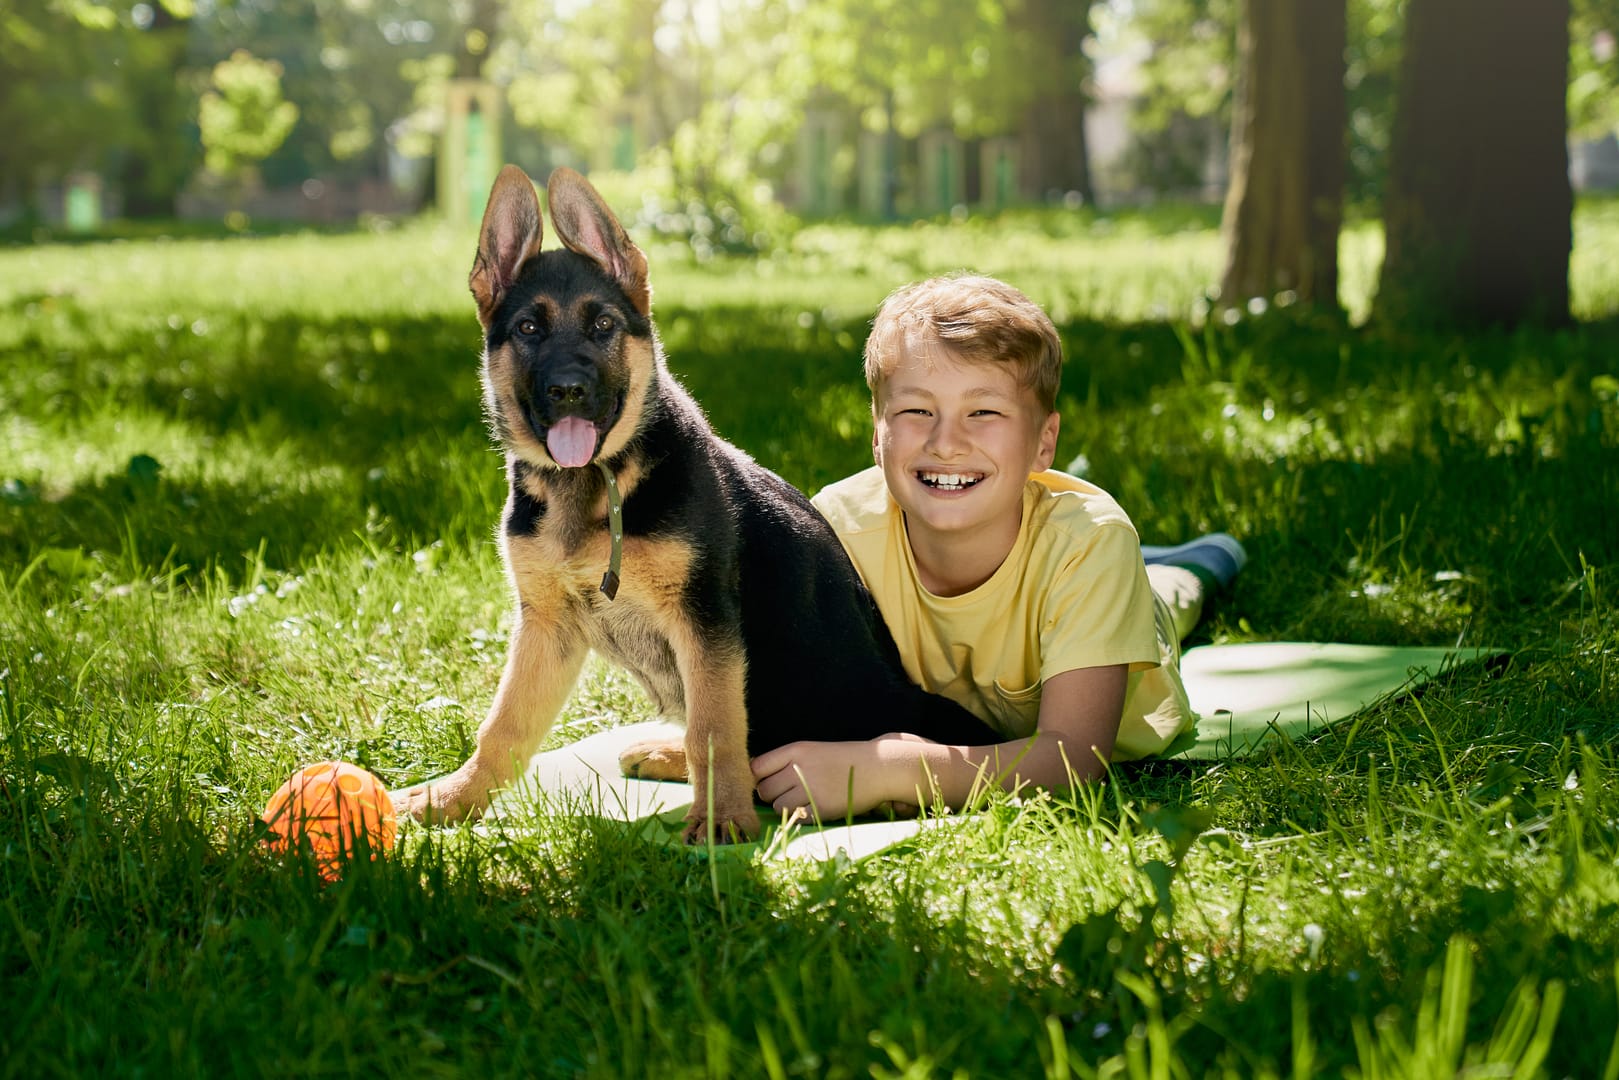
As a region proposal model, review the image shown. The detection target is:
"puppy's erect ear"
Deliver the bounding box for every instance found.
[470,165,544,326]
[546,167,651,316]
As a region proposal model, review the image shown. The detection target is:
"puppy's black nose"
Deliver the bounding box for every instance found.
[547,382,587,405]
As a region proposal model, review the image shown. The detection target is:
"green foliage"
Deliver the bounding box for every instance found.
[1119,0,1238,131]
[3,206,1619,1075]
[1571,0,1619,136]
[0,0,135,206]
[198,50,300,180]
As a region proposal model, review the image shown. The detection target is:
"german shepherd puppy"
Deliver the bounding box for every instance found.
[393,165,998,842]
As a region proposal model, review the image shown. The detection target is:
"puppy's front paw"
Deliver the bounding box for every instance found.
[681,803,761,845]
[391,765,492,825]
[619,738,688,781]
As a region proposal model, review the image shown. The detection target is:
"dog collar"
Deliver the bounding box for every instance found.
[596,460,623,600]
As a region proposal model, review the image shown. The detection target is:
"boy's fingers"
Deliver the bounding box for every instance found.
[754,770,780,802]
[751,744,798,778]
[770,783,808,813]
[754,766,792,803]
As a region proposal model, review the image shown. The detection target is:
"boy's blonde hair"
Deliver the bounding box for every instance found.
[864,274,1063,413]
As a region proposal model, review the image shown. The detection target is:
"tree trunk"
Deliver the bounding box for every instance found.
[1016,0,1096,205]
[1220,0,1346,310]
[119,4,190,218]
[1376,0,1571,326]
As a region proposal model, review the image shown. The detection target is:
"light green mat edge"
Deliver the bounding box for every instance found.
[487,642,1501,861]
[1177,641,1501,759]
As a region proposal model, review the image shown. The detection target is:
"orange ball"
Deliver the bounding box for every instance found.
[262,761,397,879]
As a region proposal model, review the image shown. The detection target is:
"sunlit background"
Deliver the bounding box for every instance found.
[5,0,1618,250]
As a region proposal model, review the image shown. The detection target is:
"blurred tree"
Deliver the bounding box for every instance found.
[1123,0,1399,203]
[501,0,1101,223]
[1014,0,1096,204]
[1570,0,1619,136]
[198,50,299,186]
[1375,0,1571,326]
[1120,0,1237,195]
[785,0,1096,211]
[503,0,674,158]
[119,1,199,217]
[0,0,134,217]
[189,0,460,190]
[453,0,500,79]
[1219,0,1345,310]
[1342,0,1402,206]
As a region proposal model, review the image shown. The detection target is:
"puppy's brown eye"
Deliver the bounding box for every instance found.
[518,319,538,336]
[593,314,614,334]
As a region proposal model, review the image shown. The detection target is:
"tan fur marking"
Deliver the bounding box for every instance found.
[507,524,755,841]
[393,604,587,823]
[597,338,656,463]
[666,629,757,843]
[504,524,690,600]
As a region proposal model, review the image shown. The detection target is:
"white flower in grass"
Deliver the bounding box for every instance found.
[1303,922,1324,961]
[416,695,459,712]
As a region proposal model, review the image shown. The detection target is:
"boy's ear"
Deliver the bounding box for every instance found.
[871,406,883,465]
[1034,411,1060,472]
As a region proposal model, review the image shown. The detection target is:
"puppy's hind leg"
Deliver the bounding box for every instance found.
[395,612,587,823]
[619,738,688,781]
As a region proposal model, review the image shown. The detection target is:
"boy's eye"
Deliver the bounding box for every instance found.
[970,409,1003,418]
[898,408,931,417]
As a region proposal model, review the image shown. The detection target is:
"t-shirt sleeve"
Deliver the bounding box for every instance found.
[1039,521,1161,682]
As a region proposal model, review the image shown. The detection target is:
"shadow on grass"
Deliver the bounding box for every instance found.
[0,453,510,585]
[12,744,1614,1076]
[0,755,1073,1076]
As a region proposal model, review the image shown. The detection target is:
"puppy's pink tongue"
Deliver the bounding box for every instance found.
[546,417,598,468]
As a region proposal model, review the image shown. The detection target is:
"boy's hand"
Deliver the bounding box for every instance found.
[752,736,921,820]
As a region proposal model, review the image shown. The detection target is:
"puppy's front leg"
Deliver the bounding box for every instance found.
[395,606,586,823]
[678,643,759,843]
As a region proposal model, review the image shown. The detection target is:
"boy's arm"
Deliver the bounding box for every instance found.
[751,664,1127,818]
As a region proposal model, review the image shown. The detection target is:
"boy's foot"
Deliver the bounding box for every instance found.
[1141,533,1247,590]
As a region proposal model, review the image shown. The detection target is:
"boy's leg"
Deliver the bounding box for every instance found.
[1142,534,1247,643]
[1140,533,1246,593]
[1147,564,1205,644]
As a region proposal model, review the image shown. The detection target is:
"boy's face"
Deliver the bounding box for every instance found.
[872,347,1059,546]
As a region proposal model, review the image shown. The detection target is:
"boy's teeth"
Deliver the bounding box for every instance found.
[921,472,979,490]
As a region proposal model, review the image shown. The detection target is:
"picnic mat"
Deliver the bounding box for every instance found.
[490,642,1501,859]
[1176,641,1502,758]
[490,718,954,861]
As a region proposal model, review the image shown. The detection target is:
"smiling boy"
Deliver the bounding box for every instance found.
[750,274,1243,818]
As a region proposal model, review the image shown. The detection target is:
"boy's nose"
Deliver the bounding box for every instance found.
[926,416,967,456]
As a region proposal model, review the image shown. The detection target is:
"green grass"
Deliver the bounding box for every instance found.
[3,203,1619,1077]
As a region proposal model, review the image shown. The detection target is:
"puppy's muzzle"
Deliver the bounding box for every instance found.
[519,359,623,469]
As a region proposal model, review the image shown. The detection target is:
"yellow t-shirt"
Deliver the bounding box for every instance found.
[811,467,1195,760]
